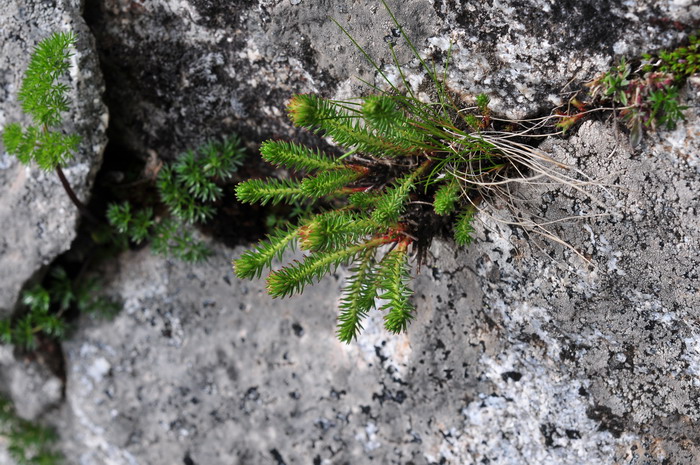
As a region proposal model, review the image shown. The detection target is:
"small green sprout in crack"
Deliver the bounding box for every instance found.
[0,267,119,351]
[233,0,604,343]
[106,135,247,262]
[0,396,63,465]
[2,31,97,222]
[585,34,698,146]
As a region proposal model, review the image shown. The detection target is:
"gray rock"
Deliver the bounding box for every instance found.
[0,0,694,463]
[0,0,108,316]
[55,101,700,463]
[0,346,63,421]
[86,0,698,160]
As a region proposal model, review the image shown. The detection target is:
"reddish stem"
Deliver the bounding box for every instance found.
[55,166,99,223]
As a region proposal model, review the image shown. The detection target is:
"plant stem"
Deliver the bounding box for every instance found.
[55,166,99,223]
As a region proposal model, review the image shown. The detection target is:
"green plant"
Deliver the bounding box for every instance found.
[158,137,244,223]
[106,135,246,262]
[0,396,62,465]
[2,31,95,221]
[0,267,119,350]
[587,35,697,145]
[233,1,592,342]
[643,34,699,78]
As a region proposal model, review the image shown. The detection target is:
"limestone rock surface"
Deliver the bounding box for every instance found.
[0,0,108,316]
[1,0,699,464]
[86,0,698,158]
[0,346,63,421]
[56,103,700,463]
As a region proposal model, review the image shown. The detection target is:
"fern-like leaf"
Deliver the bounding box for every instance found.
[266,238,387,298]
[2,123,25,157]
[19,31,76,127]
[234,225,300,279]
[3,125,40,165]
[235,178,303,206]
[337,249,378,343]
[260,140,338,172]
[377,243,414,334]
[25,130,80,170]
[454,206,476,246]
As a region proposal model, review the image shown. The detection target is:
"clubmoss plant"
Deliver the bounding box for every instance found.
[0,396,62,465]
[107,135,246,262]
[233,1,598,342]
[0,267,119,351]
[2,31,94,221]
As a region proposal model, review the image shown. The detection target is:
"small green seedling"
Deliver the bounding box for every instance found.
[0,396,63,465]
[107,135,246,262]
[0,267,119,351]
[2,32,94,220]
[587,35,697,145]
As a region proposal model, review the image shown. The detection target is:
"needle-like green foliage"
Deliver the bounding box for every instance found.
[266,238,389,298]
[0,396,63,465]
[2,32,80,171]
[454,206,477,246]
[300,168,365,197]
[158,164,215,224]
[107,135,246,262]
[371,171,419,227]
[260,140,339,172]
[233,83,483,339]
[232,1,504,342]
[336,249,377,343]
[236,178,303,206]
[299,211,376,252]
[377,242,414,334]
[0,267,119,351]
[151,218,211,263]
[233,0,608,342]
[234,226,301,279]
[433,177,460,216]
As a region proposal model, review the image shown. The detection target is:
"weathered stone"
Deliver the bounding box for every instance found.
[55,102,700,463]
[85,0,697,162]
[0,346,63,422]
[0,0,108,316]
[0,0,697,463]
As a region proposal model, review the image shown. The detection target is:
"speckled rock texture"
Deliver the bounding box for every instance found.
[55,92,700,462]
[1,0,699,463]
[0,346,63,422]
[0,0,108,317]
[85,0,699,159]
